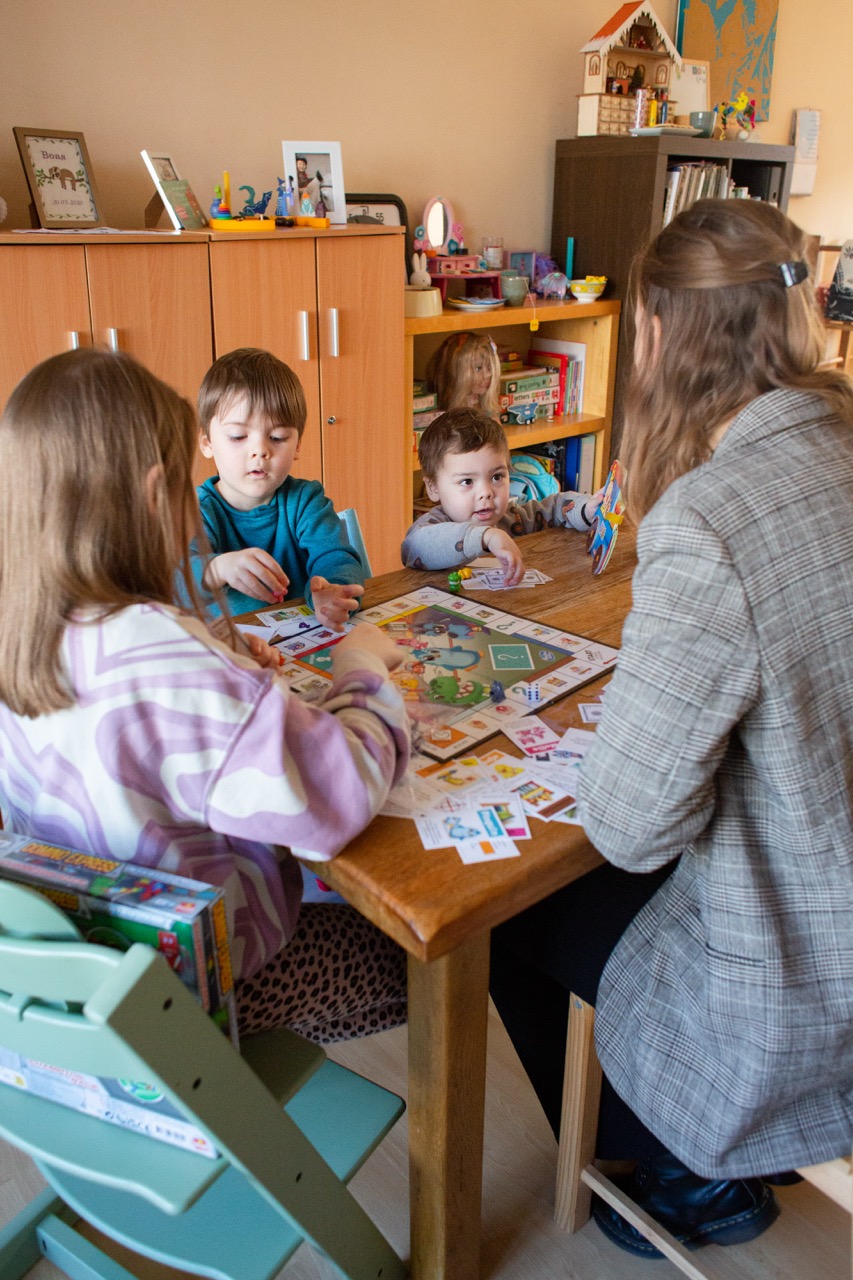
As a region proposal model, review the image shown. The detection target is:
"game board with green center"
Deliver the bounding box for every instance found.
[267,586,618,760]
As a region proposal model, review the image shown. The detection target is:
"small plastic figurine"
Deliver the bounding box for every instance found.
[209,185,223,219]
[540,271,570,300]
[239,186,272,217]
[410,252,432,289]
[447,571,462,592]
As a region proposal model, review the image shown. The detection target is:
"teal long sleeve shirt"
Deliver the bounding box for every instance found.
[191,475,364,619]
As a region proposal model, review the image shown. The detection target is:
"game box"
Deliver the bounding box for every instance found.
[0,831,236,1157]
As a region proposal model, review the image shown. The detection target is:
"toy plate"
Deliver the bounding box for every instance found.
[629,125,701,136]
[445,297,507,311]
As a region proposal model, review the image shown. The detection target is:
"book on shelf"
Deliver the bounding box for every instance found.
[499,366,560,395]
[578,432,597,494]
[499,385,561,410]
[413,389,438,413]
[528,339,585,415]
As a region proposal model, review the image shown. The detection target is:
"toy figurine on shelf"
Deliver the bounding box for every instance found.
[239,186,272,217]
[209,185,223,220]
[409,252,432,289]
[539,271,570,300]
[718,93,756,140]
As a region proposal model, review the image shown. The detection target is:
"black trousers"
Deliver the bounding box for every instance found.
[489,860,674,1159]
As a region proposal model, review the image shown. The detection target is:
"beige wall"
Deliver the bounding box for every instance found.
[1,0,850,251]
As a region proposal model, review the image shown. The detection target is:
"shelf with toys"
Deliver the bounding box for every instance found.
[405,296,620,516]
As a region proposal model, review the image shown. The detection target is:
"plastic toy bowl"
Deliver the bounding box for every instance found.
[570,277,607,303]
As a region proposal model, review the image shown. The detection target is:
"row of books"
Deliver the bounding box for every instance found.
[522,432,597,495]
[662,162,731,225]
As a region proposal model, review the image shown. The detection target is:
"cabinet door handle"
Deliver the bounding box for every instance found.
[327,416,337,425]
[68,331,81,350]
[106,328,120,352]
[297,310,311,361]
[328,308,339,358]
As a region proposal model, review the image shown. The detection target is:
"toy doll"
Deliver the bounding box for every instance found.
[425,331,501,418]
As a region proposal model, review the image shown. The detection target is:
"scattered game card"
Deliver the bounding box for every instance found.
[454,837,521,864]
[501,716,563,757]
[579,703,605,723]
[508,772,578,822]
[476,795,531,840]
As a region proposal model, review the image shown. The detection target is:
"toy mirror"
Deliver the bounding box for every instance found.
[422,196,455,254]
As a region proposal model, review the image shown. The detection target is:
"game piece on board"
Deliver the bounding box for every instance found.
[490,680,505,703]
[523,682,542,703]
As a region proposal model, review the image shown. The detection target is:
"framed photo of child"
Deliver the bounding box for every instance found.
[281,141,346,223]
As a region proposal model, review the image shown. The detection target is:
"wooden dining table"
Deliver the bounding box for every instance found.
[300,523,639,1280]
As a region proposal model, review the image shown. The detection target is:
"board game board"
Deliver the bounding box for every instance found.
[255,586,618,760]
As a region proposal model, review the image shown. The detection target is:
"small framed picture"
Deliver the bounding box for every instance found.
[13,127,103,229]
[140,150,207,231]
[282,141,346,223]
[509,251,536,280]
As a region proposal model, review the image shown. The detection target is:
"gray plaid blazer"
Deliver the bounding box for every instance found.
[577,388,853,1178]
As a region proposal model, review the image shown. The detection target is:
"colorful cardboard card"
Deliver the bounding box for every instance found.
[587,459,626,575]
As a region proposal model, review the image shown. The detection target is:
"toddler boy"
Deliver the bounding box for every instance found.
[402,408,600,584]
[193,348,364,629]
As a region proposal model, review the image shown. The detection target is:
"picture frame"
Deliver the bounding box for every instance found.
[669,59,711,116]
[509,251,536,280]
[281,141,346,223]
[345,192,410,269]
[13,127,104,229]
[140,150,207,231]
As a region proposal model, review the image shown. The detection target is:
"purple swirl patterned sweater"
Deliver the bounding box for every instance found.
[0,603,410,980]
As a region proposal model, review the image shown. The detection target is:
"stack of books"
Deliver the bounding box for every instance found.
[528,338,585,417]
[499,364,561,425]
[413,381,440,453]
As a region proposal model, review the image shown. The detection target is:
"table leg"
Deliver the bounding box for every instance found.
[407,933,490,1280]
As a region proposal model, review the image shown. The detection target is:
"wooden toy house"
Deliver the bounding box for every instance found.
[577,1,681,136]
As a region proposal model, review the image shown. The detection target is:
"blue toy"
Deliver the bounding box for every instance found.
[239,185,272,217]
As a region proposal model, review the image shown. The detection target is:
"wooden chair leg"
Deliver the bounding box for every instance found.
[555,993,603,1232]
[838,326,852,374]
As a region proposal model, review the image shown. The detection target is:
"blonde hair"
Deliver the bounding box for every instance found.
[198,347,307,439]
[426,331,500,417]
[623,199,853,521]
[0,349,205,716]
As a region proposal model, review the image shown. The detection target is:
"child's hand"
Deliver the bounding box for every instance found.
[207,549,289,604]
[242,633,285,670]
[583,488,605,525]
[310,576,365,632]
[483,527,525,587]
[334,621,403,672]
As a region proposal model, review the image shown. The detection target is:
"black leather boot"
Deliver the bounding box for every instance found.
[592,1153,780,1257]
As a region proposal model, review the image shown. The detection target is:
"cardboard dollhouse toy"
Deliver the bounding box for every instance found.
[577,1,681,137]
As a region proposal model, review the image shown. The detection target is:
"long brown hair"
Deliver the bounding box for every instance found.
[0,349,204,716]
[623,199,853,520]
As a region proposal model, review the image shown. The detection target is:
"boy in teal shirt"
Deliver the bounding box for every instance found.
[193,348,364,628]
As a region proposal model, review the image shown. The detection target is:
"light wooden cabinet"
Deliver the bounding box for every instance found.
[406,299,621,512]
[208,227,406,575]
[0,235,212,423]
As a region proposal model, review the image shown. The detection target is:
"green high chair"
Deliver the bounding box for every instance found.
[0,882,407,1280]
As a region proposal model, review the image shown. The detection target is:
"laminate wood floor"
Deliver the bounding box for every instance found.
[1,1000,848,1279]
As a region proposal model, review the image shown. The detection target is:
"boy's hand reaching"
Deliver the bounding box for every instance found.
[310,576,365,632]
[483,527,525,587]
[207,548,289,604]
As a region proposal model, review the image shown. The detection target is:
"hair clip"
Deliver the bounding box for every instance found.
[778,260,808,288]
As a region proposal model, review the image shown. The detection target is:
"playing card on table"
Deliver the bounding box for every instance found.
[501,715,562,757]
